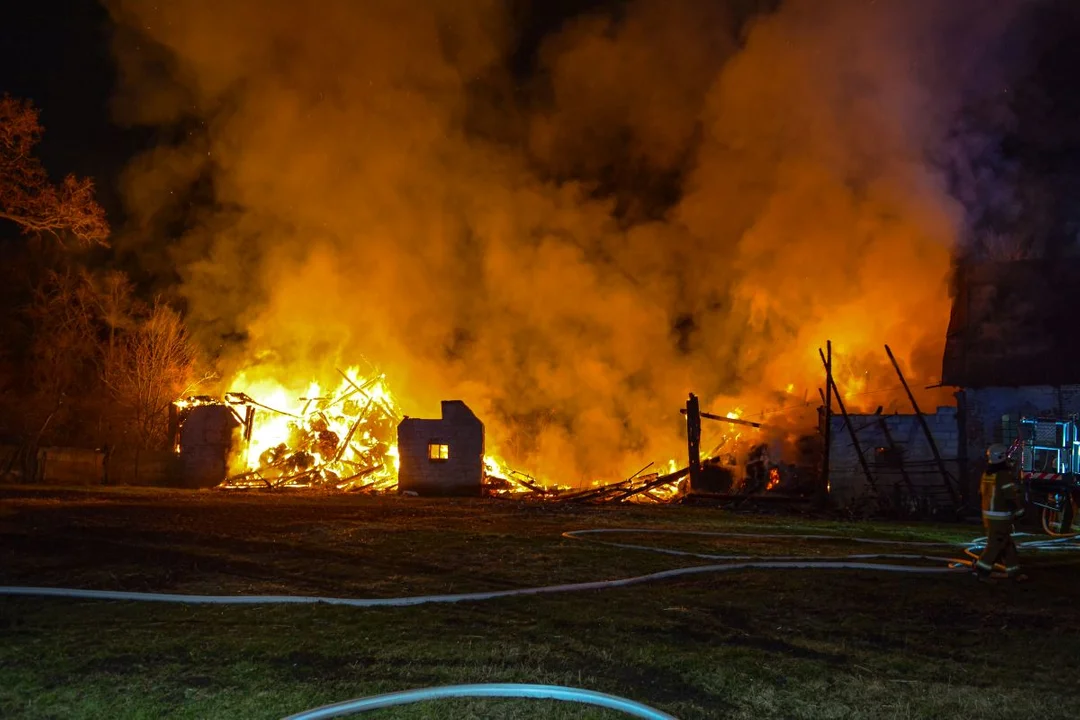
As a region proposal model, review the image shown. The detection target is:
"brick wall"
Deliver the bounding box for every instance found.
[397,401,485,496]
[827,407,960,511]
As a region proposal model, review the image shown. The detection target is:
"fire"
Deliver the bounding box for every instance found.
[218,367,401,490]
[194,364,549,495]
[178,331,922,501]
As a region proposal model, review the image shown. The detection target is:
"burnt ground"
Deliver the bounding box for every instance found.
[1,486,1079,719]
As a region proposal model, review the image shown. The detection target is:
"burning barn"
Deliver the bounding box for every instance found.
[397,401,485,497]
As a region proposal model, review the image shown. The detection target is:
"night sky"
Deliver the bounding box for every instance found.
[0,0,138,224]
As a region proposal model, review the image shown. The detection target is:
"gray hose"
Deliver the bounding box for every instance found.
[0,556,956,608]
[8,528,1075,607]
[281,683,678,719]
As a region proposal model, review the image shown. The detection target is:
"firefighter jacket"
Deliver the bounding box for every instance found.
[980,466,1019,522]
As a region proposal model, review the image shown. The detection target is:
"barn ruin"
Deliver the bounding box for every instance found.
[397,401,485,497]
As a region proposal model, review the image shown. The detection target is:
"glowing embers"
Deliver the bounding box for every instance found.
[766,467,781,492]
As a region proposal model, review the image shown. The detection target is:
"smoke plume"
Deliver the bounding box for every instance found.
[107,0,1033,483]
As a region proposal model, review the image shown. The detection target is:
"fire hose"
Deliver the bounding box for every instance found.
[2,528,1079,719]
[281,683,677,720]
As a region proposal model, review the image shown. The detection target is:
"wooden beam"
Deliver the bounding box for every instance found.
[820,340,833,501]
[820,347,879,496]
[884,344,960,509]
[679,408,766,429]
[686,394,702,492]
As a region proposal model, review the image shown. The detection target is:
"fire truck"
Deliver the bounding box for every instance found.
[1012,416,1080,536]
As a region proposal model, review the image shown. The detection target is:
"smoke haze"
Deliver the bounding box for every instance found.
[106,0,1034,483]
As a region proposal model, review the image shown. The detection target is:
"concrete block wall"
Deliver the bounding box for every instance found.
[398,401,485,496]
[828,407,961,509]
[178,405,240,489]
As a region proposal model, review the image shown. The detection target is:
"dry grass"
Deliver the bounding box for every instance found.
[1,486,1078,719]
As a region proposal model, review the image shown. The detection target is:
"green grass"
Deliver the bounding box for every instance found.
[1,486,1078,719]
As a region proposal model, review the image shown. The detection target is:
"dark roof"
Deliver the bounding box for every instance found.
[942,260,1080,388]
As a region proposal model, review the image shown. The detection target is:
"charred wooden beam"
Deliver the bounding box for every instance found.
[820,347,879,496]
[334,399,373,462]
[884,344,960,509]
[506,472,550,495]
[563,461,654,503]
[874,408,918,499]
[611,465,691,503]
[821,340,833,503]
[686,394,701,492]
[336,369,398,421]
[679,408,767,429]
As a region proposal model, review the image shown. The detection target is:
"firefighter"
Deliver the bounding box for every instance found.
[974,443,1027,582]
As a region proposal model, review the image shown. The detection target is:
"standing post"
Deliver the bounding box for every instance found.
[884,344,960,509]
[820,349,879,496]
[686,393,701,493]
[820,341,833,501]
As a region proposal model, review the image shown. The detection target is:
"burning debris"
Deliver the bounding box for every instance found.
[224,370,400,491]
[174,367,548,496]
[173,369,401,491]
[171,366,814,505]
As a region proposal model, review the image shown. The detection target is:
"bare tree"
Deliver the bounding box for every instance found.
[0,95,109,246]
[1,270,105,479]
[103,301,208,449]
[25,270,101,420]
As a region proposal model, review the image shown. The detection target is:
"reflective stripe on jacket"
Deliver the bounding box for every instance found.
[981,467,1018,520]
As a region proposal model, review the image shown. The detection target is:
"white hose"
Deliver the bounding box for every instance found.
[4,527,1078,720]
[0,558,957,608]
[3,529,1077,608]
[281,683,678,719]
[5,528,1073,608]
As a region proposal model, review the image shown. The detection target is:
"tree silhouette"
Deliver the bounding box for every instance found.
[0,95,109,246]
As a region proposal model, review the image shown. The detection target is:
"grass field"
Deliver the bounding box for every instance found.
[1,486,1079,719]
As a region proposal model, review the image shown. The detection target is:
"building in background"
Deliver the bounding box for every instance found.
[943,260,1080,497]
[828,260,1080,514]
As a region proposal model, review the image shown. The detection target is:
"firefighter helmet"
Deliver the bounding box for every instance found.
[986,443,1008,465]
